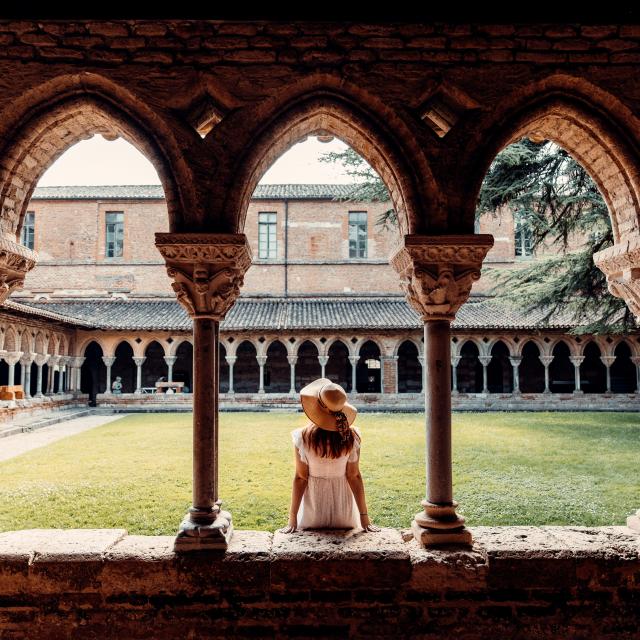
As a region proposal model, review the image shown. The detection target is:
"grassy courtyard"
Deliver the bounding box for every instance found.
[0,411,638,535]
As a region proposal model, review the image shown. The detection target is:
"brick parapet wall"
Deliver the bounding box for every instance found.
[1,22,640,67]
[0,526,638,638]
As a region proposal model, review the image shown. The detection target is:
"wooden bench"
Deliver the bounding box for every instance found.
[0,385,25,401]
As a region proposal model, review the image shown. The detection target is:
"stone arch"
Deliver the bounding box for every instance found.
[354,336,385,359]
[34,331,47,355]
[325,339,352,391]
[608,335,640,359]
[324,336,356,358]
[519,340,545,393]
[457,340,482,393]
[468,78,640,242]
[295,339,321,391]
[392,336,422,358]
[548,335,580,358]
[356,339,382,393]
[610,340,637,393]
[112,341,136,394]
[264,340,290,393]
[580,341,607,393]
[0,73,196,238]
[169,337,194,357]
[4,326,19,352]
[487,340,513,393]
[223,89,436,235]
[174,341,193,392]
[80,340,105,406]
[513,336,548,358]
[142,340,168,389]
[549,340,575,393]
[234,340,259,394]
[397,339,422,394]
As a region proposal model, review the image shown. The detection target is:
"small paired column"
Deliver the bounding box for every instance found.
[349,355,359,393]
[133,356,146,393]
[19,353,35,399]
[509,357,521,394]
[102,356,116,394]
[478,355,491,394]
[74,357,85,393]
[287,355,298,395]
[256,355,267,394]
[4,351,22,387]
[569,356,585,393]
[318,355,328,380]
[601,355,616,393]
[164,356,177,383]
[631,356,640,393]
[156,231,252,551]
[451,355,461,394]
[56,357,68,394]
[391,233,493,547]
[539,355,554,394]
[225,355,236,394]
[34,354,49,397]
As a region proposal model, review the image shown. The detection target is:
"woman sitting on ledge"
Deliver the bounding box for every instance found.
[279,378,380,533]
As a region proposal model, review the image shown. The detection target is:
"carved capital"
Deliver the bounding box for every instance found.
[156,233,252,320]
[0,237,37,304]
[390,234,494,321]
[594,236,640,318]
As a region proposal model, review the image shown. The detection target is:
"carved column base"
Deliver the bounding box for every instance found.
[413,500,473,547]
[174,502,233,552]
[627,509,640,533]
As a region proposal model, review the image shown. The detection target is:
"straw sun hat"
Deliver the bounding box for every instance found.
[300,378,357,431]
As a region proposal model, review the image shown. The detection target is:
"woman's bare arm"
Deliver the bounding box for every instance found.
[346,459,380,532]
[279,447,309,533]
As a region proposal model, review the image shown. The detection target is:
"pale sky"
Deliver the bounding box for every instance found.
[36,135,363,187]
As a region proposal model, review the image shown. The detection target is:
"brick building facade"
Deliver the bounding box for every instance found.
[1,182,637,413]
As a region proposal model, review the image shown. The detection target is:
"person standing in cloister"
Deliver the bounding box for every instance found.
[280,378,380,533]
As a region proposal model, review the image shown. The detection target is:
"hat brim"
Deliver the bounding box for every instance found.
[300,378,357,429]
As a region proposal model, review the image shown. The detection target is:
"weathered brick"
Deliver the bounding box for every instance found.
[202,36,248,49]
[362,37,405,49]
[19,33,57,46]
[86,22,129,37]
[407,37,447,49]
[132,23,168,37]
[132,52,174,65]
[109,37,146,49]
[515,51,568,63]
[223,49,277,63]
[37,48,84,60]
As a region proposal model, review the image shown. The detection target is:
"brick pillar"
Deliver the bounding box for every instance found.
[391,233,493,547]
[381,356,398,394]
[156,232,251,551]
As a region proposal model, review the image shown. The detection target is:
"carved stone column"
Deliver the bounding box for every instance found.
[570,356,585,393]
[56,356,69,394]
[318,354,328,380]
[631,356,640,393]
[0,238,37,304]
[4,351,22,386]
[594,236,640,320]
[451,355,461,394]
[102,356,115,394]
[20,353,35,398]
[156,232,252,551]
[287,355,298,395]
[133,356,146,393]
[509,357,521,394]
[225,355,236,394]
[601,355,616,393]
[74,357,85,393]
[539,355,554,394]
[348,355,359,393]
[256,355,267,394]
[164,356,177,383]
[34,354,49,397]
[478,355,491,394]
[391,234,493,547]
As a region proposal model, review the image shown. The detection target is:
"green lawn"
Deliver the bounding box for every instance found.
[0,412,638,535]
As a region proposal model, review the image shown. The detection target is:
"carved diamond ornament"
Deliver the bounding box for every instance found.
[155,233,252,320]
[390,235,494,321]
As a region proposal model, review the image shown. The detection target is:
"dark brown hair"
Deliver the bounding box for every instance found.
[302,423,360,459]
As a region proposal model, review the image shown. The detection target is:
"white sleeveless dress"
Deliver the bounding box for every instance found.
[291,426,362,530]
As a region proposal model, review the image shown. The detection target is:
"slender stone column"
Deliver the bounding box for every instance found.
[418,355,425,393]
[349,355,359,393]
[318,355,328,379]
[74,357,85,393]
[34,354,48,397]
[45,356,58,395]
[102,356,116,394]
[478,355,491,393]
[509,357,521,393]
[256,355,267,394]
[391,233,493,547]
[539,355,554,394]
[133,357,146,393]
[570,356,585,393]
[287,355,298,395]
[225,355,236,394]
[20,353,35,399]
[5,351,22,387]
[156,231,251,551]
[164,356,177,383]
[56,357,68,394]
[451,355,461,394]
[601,355,616,393]
[631,356,640,393]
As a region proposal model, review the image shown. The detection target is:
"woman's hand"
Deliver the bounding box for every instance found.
[360,514,381,532]
[278,516,297,534]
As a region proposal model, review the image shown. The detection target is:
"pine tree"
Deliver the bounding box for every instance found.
[321,141,635,334]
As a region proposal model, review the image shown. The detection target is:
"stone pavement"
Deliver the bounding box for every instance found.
[0,414,127,462]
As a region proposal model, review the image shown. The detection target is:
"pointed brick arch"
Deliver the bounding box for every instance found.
[0,74,197,238]
[220,90,437,235]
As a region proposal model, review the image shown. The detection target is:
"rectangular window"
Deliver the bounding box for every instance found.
[21,211,35,250]
[348,211,368,258]
[105,212,124,258]
[258,212,277,259]
[514,220,533,257]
